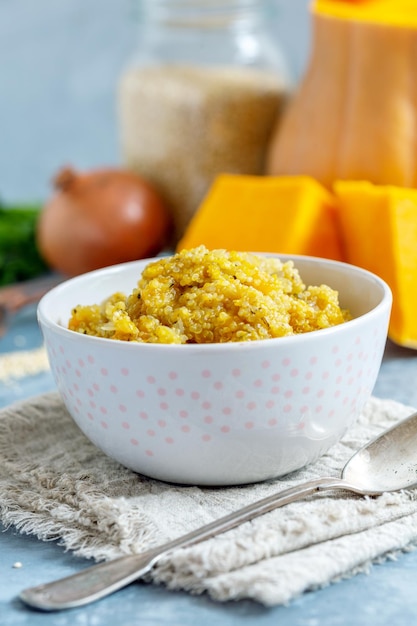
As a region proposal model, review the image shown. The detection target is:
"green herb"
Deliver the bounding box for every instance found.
[0,203,48,286]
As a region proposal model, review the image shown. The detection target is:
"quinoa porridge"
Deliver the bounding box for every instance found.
[68,247,351,344]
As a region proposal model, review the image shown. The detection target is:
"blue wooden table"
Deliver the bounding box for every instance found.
[1,305,417,625]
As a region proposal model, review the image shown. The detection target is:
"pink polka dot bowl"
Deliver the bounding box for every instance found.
[37,254,391,486]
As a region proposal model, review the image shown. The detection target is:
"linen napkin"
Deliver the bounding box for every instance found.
[1,391,417,606]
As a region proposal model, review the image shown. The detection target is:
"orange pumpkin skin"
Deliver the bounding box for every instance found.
[267,4,417,188]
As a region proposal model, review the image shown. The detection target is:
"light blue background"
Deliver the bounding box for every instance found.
[0,0,310,204]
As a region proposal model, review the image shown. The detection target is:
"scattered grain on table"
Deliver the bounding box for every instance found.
[0,346,50,383]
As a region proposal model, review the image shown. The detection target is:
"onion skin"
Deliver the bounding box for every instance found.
[37,167,172,277]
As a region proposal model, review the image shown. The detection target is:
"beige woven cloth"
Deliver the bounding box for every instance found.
[1,392,417,606]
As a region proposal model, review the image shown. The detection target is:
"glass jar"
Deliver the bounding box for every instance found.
[118,0,290,242]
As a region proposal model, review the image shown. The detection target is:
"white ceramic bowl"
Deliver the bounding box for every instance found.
[38,254,391,486]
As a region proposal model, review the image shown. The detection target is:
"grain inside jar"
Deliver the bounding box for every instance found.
[118,64,288,241]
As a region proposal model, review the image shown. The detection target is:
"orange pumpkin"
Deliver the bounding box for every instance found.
[335,179,417,349]
[177,174,345,260]
[267,1,417,188]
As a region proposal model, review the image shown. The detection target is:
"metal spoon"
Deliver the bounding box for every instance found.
[20,410,417,611]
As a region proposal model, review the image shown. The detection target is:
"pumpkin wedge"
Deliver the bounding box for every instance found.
[335,180,417,348]
[267,0,417,188]
[177,174,344,260]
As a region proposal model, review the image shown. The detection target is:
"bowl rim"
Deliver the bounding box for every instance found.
[37,253,392,352]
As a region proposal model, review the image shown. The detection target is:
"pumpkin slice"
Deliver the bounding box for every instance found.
[177,174,344,260]
[335,180,417,348]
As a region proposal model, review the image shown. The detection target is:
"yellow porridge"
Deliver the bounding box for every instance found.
[68,246,351,344]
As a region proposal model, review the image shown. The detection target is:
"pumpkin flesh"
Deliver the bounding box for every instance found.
[267,1,417,188]
[335,180,417,348]
[177,174,344,261]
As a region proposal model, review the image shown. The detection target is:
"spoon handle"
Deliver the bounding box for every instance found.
[0,274,61,337]
[20,476,350,611]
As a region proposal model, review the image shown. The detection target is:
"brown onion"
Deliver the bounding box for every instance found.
[37,166,172,276]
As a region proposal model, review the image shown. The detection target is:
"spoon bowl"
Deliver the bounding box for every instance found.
[342,411,417,493]
[20,410,417,611]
